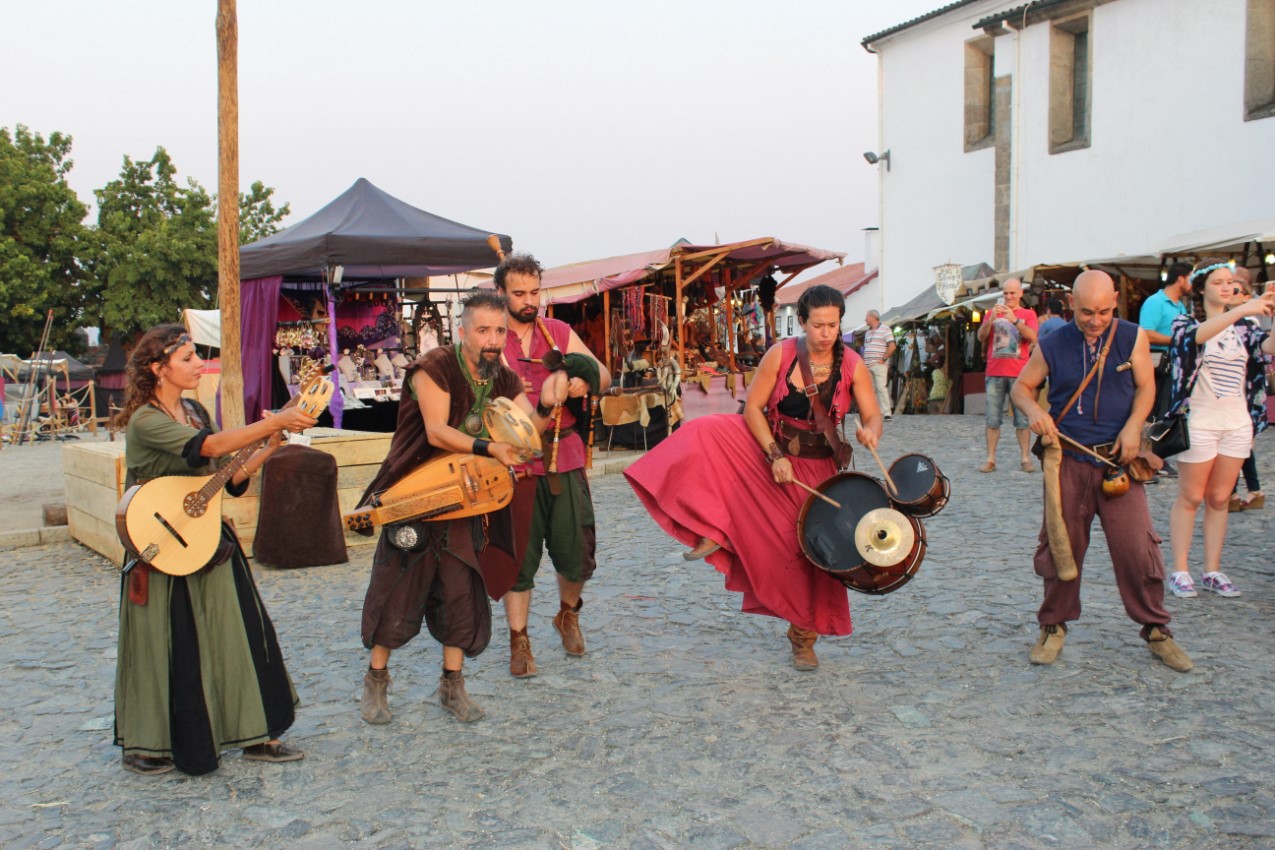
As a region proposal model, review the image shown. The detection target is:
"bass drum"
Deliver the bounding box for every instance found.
[886,453,950,518]
[797,472,926,596]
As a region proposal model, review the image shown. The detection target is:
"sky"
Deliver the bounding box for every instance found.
[2,0,941,272]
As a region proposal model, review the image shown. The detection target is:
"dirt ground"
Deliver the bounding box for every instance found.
[0,430,116,533]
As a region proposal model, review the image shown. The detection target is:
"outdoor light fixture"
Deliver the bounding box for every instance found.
[863,150,891,171]
[971,309,982,323]
[333,265,345,285]
[1266,252,1275,265]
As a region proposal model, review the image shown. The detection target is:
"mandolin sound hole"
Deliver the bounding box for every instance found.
[183,493,208,518]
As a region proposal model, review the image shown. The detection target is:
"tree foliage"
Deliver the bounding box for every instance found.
[239,180,291,245]
[0,125,90,355]
[91,147,218,338]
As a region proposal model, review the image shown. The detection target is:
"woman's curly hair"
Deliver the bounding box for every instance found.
[112,324,190,430]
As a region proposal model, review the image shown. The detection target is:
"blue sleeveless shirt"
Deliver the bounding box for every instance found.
[1039,319,1139,448]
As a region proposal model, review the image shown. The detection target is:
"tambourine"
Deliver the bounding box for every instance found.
[483,398,543,462]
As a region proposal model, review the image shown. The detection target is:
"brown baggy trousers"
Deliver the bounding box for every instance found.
[1033,454,1173,639]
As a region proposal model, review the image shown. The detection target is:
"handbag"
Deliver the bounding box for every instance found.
[1147,413,1190,459]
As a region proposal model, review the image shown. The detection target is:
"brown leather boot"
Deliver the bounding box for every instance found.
[787,624,819,671]
[553,599,586,656]
[509,628,538,678]
[1147,627,1193,673]
[360,667,392,724]
[437,670,485,722]
[1029,624,1067,665]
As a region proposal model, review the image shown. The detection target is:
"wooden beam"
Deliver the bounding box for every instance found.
[679,251,729,290]
[677,237,774,262]
[724,266,736,392]
[216,0,245,429]
[602,289,612,376]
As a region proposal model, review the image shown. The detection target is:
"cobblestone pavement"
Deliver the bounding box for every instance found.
[2,415,1274,849]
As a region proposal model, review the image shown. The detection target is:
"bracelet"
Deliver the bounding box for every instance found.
[535,401,554,418]
[764,442,784,465]
[472,438,491,458]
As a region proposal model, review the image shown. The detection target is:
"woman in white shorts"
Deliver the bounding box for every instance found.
[1164,259,1275,598]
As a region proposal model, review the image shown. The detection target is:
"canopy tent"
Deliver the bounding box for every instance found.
[183,308,222,349]
[537,237,844,377]
[15,351,95,386]
[541,246,681,305]
[1160,215,1275,257]
[879,263,995,326]
[236,179,511,426]
[240,178,512,279]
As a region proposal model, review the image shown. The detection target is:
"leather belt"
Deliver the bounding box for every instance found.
[778,421,834,459]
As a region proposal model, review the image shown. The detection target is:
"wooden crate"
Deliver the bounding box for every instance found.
[62,428,392,565]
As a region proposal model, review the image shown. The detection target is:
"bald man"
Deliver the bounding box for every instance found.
[1012,271,1192,673]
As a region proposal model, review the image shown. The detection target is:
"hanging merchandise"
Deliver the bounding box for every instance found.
[623,287,646,336]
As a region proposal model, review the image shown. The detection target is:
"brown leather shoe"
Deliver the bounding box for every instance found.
[510,628,538,678]
[243,741,304,762]
[787,624,819,670]
[360,667,392,724]
[553,600,586,656]
[437,670,485,722]
[1029,624,1066,665]
[122,753,175,775]
[683,537,722,561]
[1147,627,1193,673]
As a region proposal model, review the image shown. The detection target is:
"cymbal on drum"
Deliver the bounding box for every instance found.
[854,508,916,567]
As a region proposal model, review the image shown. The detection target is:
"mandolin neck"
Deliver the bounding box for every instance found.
[196,442,262,502]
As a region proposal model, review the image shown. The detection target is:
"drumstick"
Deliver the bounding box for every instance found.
[1055,433,1121,468]
[791,479,842,509]
[866,443,899,496]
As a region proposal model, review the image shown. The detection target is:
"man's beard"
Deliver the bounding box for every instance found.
[476,349,502,380]
[510,306,538,323]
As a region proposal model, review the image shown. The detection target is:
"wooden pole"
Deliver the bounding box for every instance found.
[602,289,612,376]
[675,257,685,371]
[216,0,245,429]
[724,266,736,384]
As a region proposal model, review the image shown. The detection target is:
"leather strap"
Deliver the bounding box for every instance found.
[795,338,848,463]
[1056,319,1119,423]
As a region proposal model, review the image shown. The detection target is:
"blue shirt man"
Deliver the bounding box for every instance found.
[1139,262,1191,352]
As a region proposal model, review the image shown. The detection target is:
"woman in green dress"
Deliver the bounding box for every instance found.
[114,324,318,775]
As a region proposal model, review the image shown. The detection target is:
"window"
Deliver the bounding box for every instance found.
[787,315,794,336]
[1049,16,1092,153]
[1246,0,1275,120]
[964,37,996,151]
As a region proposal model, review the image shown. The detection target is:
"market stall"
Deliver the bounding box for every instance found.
[237,178,511,430]
[538,237,844,437]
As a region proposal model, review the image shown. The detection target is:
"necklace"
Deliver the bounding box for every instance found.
[513,322,535,356]
[154,397,188,425]
[455,344,493,436]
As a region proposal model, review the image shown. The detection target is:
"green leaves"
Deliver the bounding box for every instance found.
[0,126,292,351]
[0,126,90,355]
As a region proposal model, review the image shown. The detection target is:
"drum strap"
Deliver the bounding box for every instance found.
[795,338,851,469]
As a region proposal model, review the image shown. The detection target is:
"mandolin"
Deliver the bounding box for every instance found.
[115,361,335,576]
[343,453,515,534]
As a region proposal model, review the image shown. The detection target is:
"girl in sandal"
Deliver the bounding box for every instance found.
[1165,262,1275,598]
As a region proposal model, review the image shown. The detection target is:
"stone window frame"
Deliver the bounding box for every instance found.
[1246,0,1275,121]
[964,36,997,152]
[1048,12,1093,154]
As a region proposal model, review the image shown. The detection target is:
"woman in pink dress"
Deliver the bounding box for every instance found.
[625,285,883,669]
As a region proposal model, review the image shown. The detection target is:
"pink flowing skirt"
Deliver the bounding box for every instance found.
[624,414,852,636]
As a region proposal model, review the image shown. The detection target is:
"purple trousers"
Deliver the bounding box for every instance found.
[1034,455,1173,639]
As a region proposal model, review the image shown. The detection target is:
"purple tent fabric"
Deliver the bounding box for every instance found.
[241,276,283,424]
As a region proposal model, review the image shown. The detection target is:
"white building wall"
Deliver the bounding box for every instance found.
[870,0,1275,309]
[1011,0,1275,266]
[866,0,1003,318]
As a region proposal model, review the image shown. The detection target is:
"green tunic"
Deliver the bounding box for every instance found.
[114,403,298,775]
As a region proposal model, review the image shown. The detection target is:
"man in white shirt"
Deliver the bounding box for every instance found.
[863,310,896,421]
